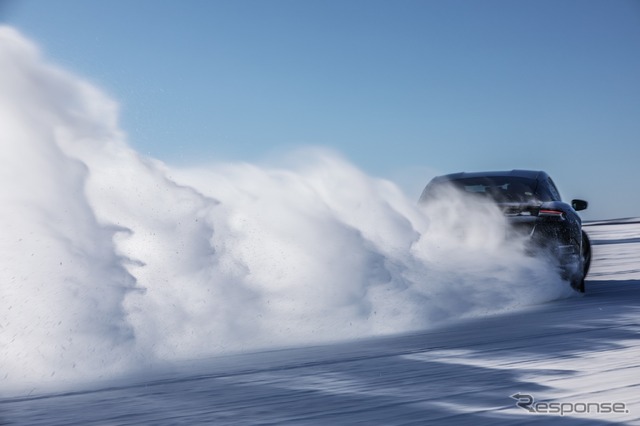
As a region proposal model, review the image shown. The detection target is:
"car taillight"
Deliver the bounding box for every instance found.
[538,209,565,218]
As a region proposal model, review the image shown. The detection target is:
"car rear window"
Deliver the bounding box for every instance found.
[447,176,537,202]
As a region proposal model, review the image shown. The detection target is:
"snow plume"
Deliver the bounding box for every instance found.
[0,26,571,393]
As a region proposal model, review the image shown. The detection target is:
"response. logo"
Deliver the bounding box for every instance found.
[511,393,629,416]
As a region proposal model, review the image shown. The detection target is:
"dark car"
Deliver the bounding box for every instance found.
[419,170,591,292]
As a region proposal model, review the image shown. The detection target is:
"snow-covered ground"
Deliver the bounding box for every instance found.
[2,26,640,425]
[1,220,638,425]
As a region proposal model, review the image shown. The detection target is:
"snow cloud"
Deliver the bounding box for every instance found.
[0,26,571,393]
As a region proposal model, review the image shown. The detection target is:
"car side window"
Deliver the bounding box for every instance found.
[547,178,562,201]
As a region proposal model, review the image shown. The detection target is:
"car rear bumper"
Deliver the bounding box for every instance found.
[506,216,582,280]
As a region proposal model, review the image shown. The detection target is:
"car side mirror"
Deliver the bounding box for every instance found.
[572,199,588,211]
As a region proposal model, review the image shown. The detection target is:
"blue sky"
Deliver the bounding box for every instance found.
[2,0,639,219]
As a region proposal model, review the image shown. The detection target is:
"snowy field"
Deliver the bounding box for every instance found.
[2,26,640,425]
[1,220,639,425]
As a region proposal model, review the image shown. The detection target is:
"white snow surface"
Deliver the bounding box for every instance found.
[1,26,640,424]
[1,222,639,425]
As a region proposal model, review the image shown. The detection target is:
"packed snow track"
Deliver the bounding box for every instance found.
[1,220,639,425]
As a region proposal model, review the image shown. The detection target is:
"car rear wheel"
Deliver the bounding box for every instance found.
[582,230,591,278]
[572,231,591,293]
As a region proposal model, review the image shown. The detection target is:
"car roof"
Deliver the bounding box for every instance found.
[432,169,547,182]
